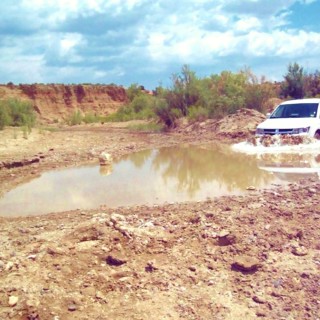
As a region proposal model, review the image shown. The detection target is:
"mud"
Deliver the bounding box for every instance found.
[0,118,319,320]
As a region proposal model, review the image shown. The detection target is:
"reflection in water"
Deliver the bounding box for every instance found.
[99,164,113,176]
[258,152,320,181]
[0,144,295,217]
[152,144,272,196]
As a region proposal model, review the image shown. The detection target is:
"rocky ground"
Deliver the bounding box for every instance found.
[0,112,319,319]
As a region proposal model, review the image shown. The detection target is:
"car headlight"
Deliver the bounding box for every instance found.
[255,128,264,135]
[292,127,310,134]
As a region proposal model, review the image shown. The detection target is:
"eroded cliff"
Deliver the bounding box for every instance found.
[0,83,127,123]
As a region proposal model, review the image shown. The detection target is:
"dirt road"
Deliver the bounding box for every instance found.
[0,121,319,320]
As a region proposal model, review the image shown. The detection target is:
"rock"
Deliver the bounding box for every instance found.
[246,186,256,191]
[95,291,106,301]
[145,261,158,272]
[110,213,126,224]
[231,256,261,273]
[256,309,266,317]
[217,231,237,246]
[188,266,197,272]
[46,245,65,255]
[106,255,126,266]
[68,304,77,311]
[26,311,40,320]
[253,295,266,304]
[5,261,14,271]
[99,152,113,165]
[308,188,317,194]
[292,247,308,256]
[8,295,18,307]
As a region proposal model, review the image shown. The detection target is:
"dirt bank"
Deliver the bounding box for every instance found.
[0,83,127,124]
[0,117,319,320]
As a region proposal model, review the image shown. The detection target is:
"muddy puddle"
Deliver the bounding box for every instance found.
[1,143,319,217]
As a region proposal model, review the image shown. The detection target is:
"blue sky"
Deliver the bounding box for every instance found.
[0,0,319,89]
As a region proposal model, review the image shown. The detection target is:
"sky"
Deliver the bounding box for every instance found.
[0,0,319,89]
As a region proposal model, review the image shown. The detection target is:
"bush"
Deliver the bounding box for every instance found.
[83,112,100,124]
[0,103,10,130]
[0,98,36,130]
[187,106,209,122]
[105,93,157,122]
[154,99,182,128]
[128,122,164,132]
[67,110,82,125]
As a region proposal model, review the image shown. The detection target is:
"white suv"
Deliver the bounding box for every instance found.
[256,98,320,139]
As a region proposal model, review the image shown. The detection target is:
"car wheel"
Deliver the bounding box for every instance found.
[315,131,320,140]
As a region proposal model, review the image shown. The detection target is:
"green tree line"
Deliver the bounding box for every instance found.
[111,63,320,128]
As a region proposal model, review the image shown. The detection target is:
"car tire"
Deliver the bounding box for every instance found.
[315,131,320,140]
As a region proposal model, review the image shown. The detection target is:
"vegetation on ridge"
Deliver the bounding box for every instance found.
[1,62,319,130]
[108,63,320,128]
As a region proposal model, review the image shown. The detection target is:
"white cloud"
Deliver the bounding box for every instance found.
[235,17,262,32]
[0,0,319,86]
[245,30,320,57]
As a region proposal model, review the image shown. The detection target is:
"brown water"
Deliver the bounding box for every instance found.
[1,144,319,217]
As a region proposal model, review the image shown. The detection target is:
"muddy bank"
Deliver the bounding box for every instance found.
[0,120,319,319]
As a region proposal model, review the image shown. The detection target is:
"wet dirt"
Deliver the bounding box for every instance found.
[0,120,319,320]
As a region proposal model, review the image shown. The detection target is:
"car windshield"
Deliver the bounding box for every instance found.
[270,103,318,119]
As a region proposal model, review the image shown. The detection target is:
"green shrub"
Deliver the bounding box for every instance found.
[0,103,10,130]
[187,106,209,122]
[67,110,83,125]
[83,112,100,124]
[0,98,36,130]
[128,122,164,132]
[105,93,157,122]
[154,99,182,128]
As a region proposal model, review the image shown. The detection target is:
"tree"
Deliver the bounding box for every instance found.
[304,70,320,97]
[167,65,200,116]
[280,62,305,99]
[126,83,143,102]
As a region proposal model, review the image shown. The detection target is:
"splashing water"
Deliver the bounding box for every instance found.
[232,136,320,179]
[232,136,320,155]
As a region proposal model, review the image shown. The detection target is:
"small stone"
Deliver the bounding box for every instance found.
[5,261,14,271]
[68,304,77,311]
[256,309,266,317]
[46,246,64,255]
[188,266,196,272]
[218,230,230,237]
[308,188,317,194]
[145,261,158,272]
[110,213,126,224]
[95,291,106,301]
[106,255,126,266]
[26,311,39,320]
[253,295,266,304]
[99,152,113,165]
[208,280,215,286]
[247,186,256,191]
[8,295,18,307]
[292,247,308,256]
[232,256,261,273]
[218,231,236,246]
